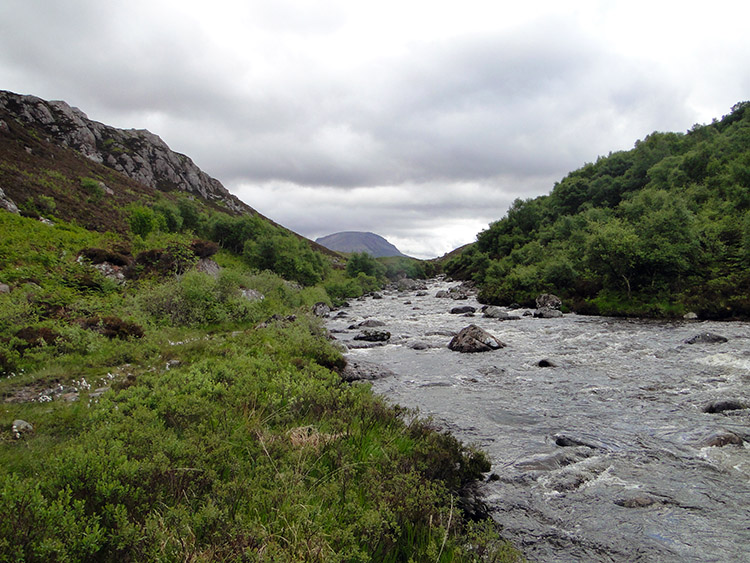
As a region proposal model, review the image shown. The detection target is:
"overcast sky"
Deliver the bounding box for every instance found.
[1,1,748,258]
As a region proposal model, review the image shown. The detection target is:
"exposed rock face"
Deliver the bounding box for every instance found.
[0,187,19,213]
[448,324,505,353]
[0,90,246,213]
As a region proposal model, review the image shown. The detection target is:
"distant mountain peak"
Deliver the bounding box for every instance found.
[315,231,407,258]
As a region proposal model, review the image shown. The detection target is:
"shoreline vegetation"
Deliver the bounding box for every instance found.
[445,102,750,320]
[0,208,520,561]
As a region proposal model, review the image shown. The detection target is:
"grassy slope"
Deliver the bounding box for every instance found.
[0,123,520,560]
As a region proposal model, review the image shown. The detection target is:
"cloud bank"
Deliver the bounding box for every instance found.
[1,1,748,257]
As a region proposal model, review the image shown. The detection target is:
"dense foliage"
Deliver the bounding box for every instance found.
[446,102,750,318]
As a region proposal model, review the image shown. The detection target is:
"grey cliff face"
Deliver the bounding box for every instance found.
[0,90,244,212]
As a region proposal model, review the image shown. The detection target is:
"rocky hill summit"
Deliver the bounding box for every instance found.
[0,90,246,213]
[316,231,407,258]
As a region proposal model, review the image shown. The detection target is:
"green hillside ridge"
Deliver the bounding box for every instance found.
[445,101,750,319]
[0,96,519,560]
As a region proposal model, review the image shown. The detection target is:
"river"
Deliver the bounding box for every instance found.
[326,279,750,562]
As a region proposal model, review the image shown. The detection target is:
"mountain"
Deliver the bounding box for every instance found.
[0,90,246,212]
[0,90,338,257]
[316,231,407,257]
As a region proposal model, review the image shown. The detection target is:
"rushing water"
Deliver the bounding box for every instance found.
[326,279,750,562]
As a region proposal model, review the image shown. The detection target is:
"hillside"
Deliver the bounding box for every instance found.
[316,231,407,257]
[444,101,750,319]
[0,91,516,561]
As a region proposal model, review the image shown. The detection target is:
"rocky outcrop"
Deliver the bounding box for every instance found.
[448,325,505,353]
[0,187,19,214]
[0,90,246,213]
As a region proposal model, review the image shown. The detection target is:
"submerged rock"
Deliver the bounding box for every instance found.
[700,432,744,447]
[340,359,395,382]
[448,325,505,353]
[703,399,747,414]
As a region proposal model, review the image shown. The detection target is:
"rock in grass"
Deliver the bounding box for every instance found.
[11,419,33,439]
[448,324,505,353]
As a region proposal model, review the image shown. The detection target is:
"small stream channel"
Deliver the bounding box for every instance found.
[326,279,750,562]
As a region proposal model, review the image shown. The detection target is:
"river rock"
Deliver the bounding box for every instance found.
[534,307,563,319]
[340,359,395,382]
[615,495,659,508]
[516,448,594,471]
[450,305,476,314]
[483,306,520,320]
[703,399,747,413]
[685,332,728,344]
[435,290,450,298]
[700,431,743,447]
[536,294,562,310]
[538,359,557,368]
[448,325,505,353]
[351,319,386,328]
[408,341,430,350]
[354,329,391,342]
[683,312,699,320]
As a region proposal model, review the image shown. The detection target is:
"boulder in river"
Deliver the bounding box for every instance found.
[536,294,562,310]
[450,305,476,314]
[483,306,521,320]
[355,319,386,328]
[703,399,747,413]
[685,332,728,344]
[448,324,505,353]
[534,308,563,319]
[354,329,391,342]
